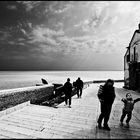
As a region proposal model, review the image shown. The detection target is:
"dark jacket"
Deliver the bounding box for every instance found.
[98,85,116,105]
[121,98,140,112]
[76,79,83,89]
[63,81,72,94]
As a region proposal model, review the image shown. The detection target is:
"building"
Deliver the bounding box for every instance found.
[124,24,140,90]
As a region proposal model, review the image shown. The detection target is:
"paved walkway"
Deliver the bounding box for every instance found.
[0,83,140,139]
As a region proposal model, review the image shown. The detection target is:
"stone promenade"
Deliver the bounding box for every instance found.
[0,83,140,139]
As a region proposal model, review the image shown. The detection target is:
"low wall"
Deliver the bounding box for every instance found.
[0,84,54,111]
[0,80,124,111]
[0,81,93,111]
[93,79,124,83]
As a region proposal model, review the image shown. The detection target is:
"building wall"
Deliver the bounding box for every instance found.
[129,63,137,90]
[124,31,140,90]
[124,49,130,88]
[129,33,140,62]
[124,70,129,88]
[136,42,140,62]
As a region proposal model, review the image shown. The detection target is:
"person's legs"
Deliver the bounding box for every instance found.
[97,102,105,128]
[77,88,80,98]
[120,109,127,123]
[97,113,104,128]
[126,111,132,123]
[126,111,132,127]
[68,95,71,107]
[69,96,71,105]
[103,106,112,130]
[65,94,68,105]
[79,88,82,97]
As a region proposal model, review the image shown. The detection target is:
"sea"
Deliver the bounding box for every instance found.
[0,71,124,90]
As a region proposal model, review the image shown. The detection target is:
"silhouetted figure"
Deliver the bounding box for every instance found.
[120,93,140,128]
[41,78,48,84]
[63,78,73,108]
[97,79,116,131]
[75,77,84,98]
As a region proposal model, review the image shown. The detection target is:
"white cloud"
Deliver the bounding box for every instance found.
[7,5,17,10]
[54,22,64,31]
[111,16,118,24]
[54,3,73,14]
[7,41,25,46]
[45,38,58,46]
[28,25,65,48]
[18,2,140,58]
[18,42,25,46]
[17,1,42,11]
[58,36,80,48]
[72,35,92,42]
[116,1,135,14]
[21,29,27,35]
[32,26,64,37]
[18,38,25,41]
[27,22,32,29]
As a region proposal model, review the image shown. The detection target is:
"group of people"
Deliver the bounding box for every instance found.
[63,77,83,108]
[62,77,140,131]
[97,79,140,131]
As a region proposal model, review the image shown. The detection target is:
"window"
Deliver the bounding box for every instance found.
[134,47,136,61]
[126,55,130,62]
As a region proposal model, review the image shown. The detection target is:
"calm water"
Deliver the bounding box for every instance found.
[0,71,124,90]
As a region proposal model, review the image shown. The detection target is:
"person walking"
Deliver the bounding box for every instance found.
[75,77,84,98]
[97,79,116,131]
[63,78,73,108]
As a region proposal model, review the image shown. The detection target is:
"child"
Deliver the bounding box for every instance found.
[120,93,140,128]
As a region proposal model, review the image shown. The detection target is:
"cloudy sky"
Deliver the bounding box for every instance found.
[0,1,139,71]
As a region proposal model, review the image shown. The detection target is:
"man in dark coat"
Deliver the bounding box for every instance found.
[75,77,84,98]
[63,78,73,108]
[97,79,116,131]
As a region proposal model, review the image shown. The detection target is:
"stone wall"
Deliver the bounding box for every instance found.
[0,82,93,111]
[0,84,54,111]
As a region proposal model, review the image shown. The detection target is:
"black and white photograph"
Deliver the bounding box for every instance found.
[0,1,140,139]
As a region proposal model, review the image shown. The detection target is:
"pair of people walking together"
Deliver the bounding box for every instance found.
[63,77,83,108]
[97,79,140,131]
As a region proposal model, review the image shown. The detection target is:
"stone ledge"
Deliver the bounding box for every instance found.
[0,84,54,111]
[0,101,30,118]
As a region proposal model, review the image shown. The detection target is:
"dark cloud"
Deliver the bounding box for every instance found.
[0,1,136,70]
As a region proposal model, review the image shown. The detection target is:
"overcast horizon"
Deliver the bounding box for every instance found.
[0,1,139,71]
